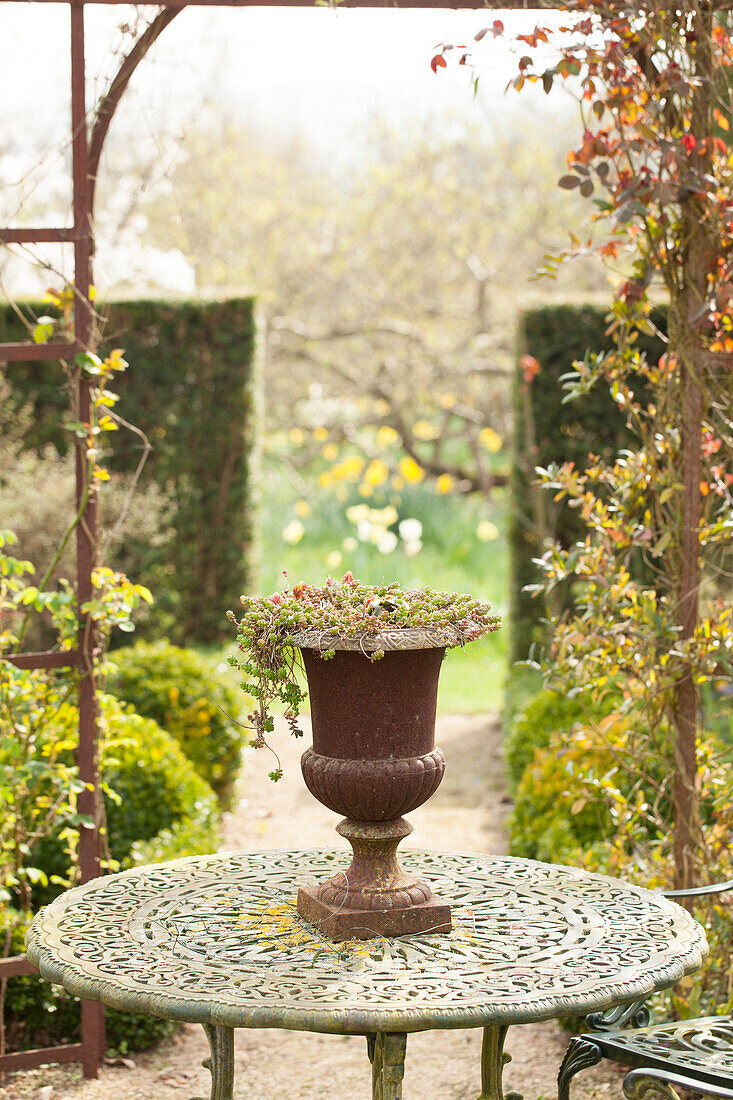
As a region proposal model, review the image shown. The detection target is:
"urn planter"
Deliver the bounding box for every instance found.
[293,629,454,941]
[228,575,502,944]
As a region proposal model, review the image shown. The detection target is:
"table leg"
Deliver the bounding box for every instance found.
[477,1025,523,1100]
[367,1031,407,1100]
[190,1023,235,1100]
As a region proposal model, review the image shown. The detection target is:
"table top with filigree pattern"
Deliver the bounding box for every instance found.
[26,849,707,1035]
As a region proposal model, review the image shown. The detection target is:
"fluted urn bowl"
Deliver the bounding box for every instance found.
[294,626,459,941]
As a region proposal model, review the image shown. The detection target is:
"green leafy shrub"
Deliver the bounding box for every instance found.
[501,665,542,740]
[30,691,220,898]
[4,693,219,1054]
[109,640,245,806]
[99,692,220,863]
[509,731,614,864]
[504,687,608,792]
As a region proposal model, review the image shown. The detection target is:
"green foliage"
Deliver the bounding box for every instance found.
[509,739,612,864]
[509,305,664,664]
[29,691,219,902]
[109,640,245,805]
[504,687,608,792]
[99,693,220,865]
[500,665,543,740]
[508,711,656,867]
[508,679,733,1015]
[3,692,218,1054]
[0,665,83,915]
[0,297,259,645]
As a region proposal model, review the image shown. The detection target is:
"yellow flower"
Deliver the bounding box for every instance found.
[373,399,390,416]
[436,473,454,494]
[313,427,329,441]
[322,443,339,461]
[398,456,424,483]
[364,459,389,486]
[318,471,334,488]
[376,426,399,448]
[479,427,503,453]
[391,477,405,491]
[476,520,499,542]
[359,483,374,497]
[333,456,365,481]
[413,419,440,441]
[294,500,311,518]
[326,550,342,568]
[439,393,456,409]
[289,428,306,446]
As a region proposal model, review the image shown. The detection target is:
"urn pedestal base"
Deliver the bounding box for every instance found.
[296,817,453,941]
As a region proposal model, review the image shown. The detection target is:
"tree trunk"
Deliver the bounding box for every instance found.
[672,357,702,892]
[670,4,714,892]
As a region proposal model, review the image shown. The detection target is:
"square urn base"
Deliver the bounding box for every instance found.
[296,884,452,941]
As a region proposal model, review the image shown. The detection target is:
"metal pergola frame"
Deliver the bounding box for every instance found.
[0,0,538,1078]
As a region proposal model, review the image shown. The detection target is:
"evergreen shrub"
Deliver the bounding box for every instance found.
[109,640,245,806]
[508,726,617,863]
[509,304,664,664]
[0,297,259,644]
[504,688,609,792]
[4,695,219,1054]
[100,693,220,863]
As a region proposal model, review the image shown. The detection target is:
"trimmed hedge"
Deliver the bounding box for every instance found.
[504,687,609,793]
[109,640,245,806]
[100,694,220,864]
[0,298,259,644]
[509,305,664,664]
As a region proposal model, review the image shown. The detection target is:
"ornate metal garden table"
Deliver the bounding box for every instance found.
[26,849,707,1100]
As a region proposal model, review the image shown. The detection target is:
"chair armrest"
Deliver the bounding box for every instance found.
[585,1000,651,1032]
[663,879,733,900]
[624,1066,733,1100]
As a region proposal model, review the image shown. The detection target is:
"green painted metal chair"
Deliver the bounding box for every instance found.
[558,880,733,1100]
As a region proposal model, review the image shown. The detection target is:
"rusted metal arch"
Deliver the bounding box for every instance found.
[0,5,187,1077]
[88,7,183,219]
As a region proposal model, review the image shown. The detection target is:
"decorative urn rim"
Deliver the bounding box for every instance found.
[291,621,483,653]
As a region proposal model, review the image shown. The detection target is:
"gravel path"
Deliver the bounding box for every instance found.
[1,714,621,1100]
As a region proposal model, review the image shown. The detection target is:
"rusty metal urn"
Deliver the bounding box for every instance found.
[294,631,453,941]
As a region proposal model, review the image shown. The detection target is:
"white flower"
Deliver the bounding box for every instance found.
[281,519,305,545]
[342,537,358,552]
[399,517,423,542]
[356,519,373,543]
[403,539,423,558]
[326,550,342,568]
[476,520,499,542]
[373,505,398,526]
[346,503,371,525]
[377,531,398,555]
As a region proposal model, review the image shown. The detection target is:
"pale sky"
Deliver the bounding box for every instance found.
[1,4,568,158]
[0,3,573,294]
